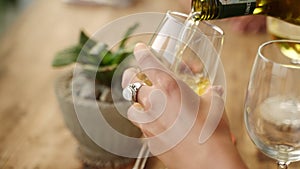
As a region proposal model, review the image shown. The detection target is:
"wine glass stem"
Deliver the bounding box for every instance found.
[277,161,289,169]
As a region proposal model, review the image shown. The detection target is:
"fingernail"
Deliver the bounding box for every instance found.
[134,43,148,61]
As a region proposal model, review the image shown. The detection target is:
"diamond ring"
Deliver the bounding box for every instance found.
[122,82,145,102]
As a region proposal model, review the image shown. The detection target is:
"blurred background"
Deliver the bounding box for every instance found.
[0,0,34,36]
[2,0,298,169]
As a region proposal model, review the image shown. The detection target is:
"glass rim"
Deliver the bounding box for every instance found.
[166,10,224,37]
[258,39,300,69]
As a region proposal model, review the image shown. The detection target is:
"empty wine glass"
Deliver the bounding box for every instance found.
[244,40,300,169]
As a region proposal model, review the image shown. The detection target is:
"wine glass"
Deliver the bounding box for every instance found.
[148,11,225,95]
[244,40,300,169]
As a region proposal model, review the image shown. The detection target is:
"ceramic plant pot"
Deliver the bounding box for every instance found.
[54,71,142,169]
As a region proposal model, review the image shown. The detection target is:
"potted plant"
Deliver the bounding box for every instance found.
[52,23,142,169]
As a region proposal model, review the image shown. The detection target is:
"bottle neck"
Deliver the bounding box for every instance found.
[191,0,300,25]
[191,0,256,20]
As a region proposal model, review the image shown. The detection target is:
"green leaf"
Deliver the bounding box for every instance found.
[100,50,114,66]
[119,23,139,48]
[111,49,132,65]
[79,30,90,45]
[79,30,97,49]
[52,24,140,87]
[81,64,117,86]
[52,45,81,67]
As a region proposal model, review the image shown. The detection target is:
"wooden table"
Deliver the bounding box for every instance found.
[0,0,299,168]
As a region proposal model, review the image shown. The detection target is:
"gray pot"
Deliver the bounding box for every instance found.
[54,71,142,168]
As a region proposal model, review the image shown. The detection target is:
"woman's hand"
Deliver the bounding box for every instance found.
[122,43,248,169]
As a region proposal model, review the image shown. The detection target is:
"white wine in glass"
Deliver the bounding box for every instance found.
[149,11,224,95]
[244,40,300,169]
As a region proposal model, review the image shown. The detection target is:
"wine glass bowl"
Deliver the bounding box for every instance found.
[244,40,300,168]
[149,11,224,95]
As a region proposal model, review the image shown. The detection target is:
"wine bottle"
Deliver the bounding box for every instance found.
[191,0,300,25]
[266,17,300,64]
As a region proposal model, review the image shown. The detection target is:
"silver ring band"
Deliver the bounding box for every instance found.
[122,82,144,102]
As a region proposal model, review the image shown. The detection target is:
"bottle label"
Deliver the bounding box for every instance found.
[217,1,256,18]
[219,0,255,5]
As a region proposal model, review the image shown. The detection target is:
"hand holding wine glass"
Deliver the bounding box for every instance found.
[122,43,248,169]
[121,11,226,168]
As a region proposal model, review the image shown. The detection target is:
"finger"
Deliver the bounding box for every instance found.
[122,67,155,109]
[127,104,154,124]
[122,67,139,88]
[133,83,149,107]
[136,84,167,113]
[134,43,170,76]
[127,89,167,130]
[134,43,180,93]
[122,67,162,112]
